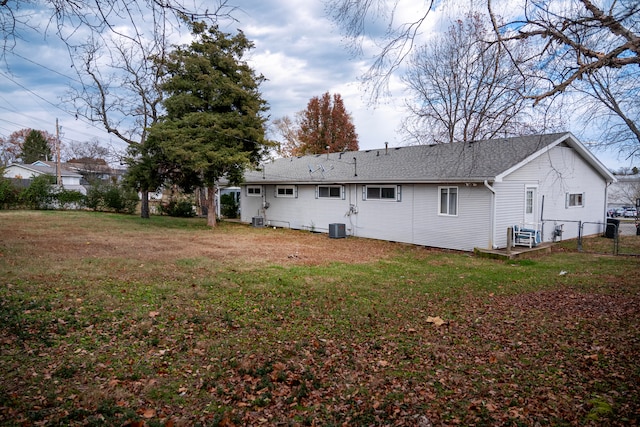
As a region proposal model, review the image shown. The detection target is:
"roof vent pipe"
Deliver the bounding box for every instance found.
[385,142,388,155]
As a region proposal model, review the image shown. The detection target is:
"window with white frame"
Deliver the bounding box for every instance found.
[525,189,534,214]
[275,185,297,198]
[363,185,400,201]
[439,186,458,216]
[566,192,584,208]
[246,186,262,197]
[317,185,343,199]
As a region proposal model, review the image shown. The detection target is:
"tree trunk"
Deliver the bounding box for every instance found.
[206,186,217,227]
[140,190,150,219]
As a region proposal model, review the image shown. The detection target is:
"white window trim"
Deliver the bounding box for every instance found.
[438,186,458,216]
[246,186,262,197]
[566,192,585,208]
[275,185,297,198]
[362,185,401,202]
[316,185,345,199]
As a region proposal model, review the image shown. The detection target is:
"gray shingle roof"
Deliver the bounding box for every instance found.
[9,162,83,178]
[245,133,574,184]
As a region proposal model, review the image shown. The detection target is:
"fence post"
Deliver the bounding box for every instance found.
[577,221,583,252]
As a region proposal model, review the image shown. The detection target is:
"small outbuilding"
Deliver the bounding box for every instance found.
[240,133,615,251]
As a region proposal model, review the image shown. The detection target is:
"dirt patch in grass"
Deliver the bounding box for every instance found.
[0,211,405,266]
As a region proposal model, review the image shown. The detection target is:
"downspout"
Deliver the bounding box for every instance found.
[484,180,497,249]
[604,181,612,235]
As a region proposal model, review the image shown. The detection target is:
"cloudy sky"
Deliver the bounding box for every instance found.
[0,0,628,170]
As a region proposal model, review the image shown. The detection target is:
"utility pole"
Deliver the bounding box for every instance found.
[56,119,62,186]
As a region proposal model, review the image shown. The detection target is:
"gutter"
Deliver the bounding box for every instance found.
[483,180,495,194]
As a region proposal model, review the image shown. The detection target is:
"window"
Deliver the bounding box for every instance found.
[363,185,400,201]
[566,192,584,208]
[246,186,261,197]
[317,185,343,199]
[439,186,458,216]
[525,189,534,214]
[275,185,296,198]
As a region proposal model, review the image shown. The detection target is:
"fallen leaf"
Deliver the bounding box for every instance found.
[426,316,445,326]
[142,408,156,418]
[149,311,160,318]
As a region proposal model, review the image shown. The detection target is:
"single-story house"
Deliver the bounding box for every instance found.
[239,133,616,252]
[3,161,87,194]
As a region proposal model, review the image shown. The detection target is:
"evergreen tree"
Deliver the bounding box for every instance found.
[148,22,269,227]
[20,130,54,164]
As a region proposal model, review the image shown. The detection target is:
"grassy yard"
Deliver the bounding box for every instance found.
[0,211,638,426]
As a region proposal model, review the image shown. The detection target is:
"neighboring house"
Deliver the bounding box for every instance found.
[240,132,615,251]
[65,160,125,184]
[3,161,86,194]
[607,175,640,211]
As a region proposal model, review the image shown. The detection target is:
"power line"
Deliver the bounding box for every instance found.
[7,50,84,86]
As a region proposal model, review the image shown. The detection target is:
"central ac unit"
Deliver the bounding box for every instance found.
[252,216,264,227]
[329,223,346,238]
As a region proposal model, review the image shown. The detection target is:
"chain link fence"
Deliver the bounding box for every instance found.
[547,218,640,256]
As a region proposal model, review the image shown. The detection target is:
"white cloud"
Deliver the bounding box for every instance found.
[0,0,629,170]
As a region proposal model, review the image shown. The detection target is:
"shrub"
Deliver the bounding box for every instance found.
[159,200,195,217]
[54,188,86,210]
[84,181,138,214]
[0,178,20,209]
[220,193,239,218]
[85,182,105,211]
[103,184,138,214]
[19,175,55,209]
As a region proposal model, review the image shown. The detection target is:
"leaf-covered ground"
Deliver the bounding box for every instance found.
[0,211,638,426]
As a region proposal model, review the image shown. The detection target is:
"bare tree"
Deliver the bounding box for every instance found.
[326,0,436,102]
[64,138,110,163]
[573,67,640,161]
[486,0,640,160]
[488,0,640,104]
[0,0,236,58]
[327,0,639,105]
[402,14,562,144]
[273,115,303,157]
[68,4,171,218]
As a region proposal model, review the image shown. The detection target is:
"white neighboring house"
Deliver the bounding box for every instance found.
[240,132,616,252]
[3,161,87,194]
[607,175,640,210]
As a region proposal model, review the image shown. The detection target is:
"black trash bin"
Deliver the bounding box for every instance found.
[605,218,619,238]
